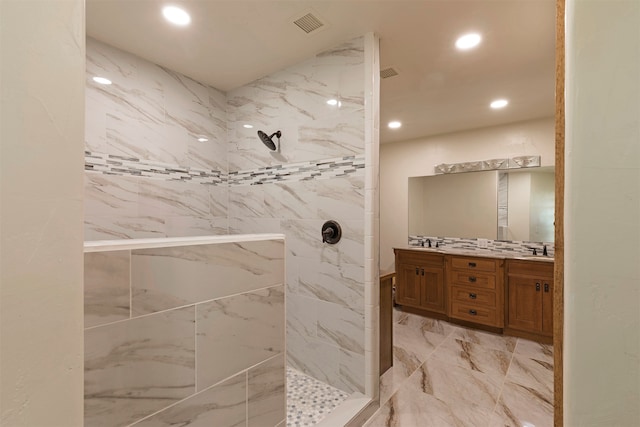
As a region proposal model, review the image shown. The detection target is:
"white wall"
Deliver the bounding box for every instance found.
[565,0,640,424]
[0,0,85,425]
[380,117,554,270]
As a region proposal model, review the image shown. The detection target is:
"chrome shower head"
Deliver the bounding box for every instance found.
[257,130,281,151]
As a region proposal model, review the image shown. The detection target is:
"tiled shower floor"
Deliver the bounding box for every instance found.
[286,367,349,427]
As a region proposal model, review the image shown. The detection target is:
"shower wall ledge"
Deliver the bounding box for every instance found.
[84,233,285,252]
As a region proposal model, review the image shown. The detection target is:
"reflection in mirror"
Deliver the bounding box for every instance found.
[408,166,554,243]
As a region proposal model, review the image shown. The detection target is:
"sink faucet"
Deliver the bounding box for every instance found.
[531,247,537,256]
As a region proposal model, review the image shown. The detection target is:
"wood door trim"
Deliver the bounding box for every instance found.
[554,0,565,425]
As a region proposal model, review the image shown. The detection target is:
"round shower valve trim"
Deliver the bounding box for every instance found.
[321,220,342,244]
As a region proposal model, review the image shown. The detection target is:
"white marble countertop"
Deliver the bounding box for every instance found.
[396,246,555,262]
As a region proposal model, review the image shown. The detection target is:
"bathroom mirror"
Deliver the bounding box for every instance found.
[408,166,555,242]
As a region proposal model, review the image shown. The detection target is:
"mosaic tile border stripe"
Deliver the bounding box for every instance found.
[408,235,555,257]
[229,155,365,186]
[85,152,365,186]
[85,151,227,184]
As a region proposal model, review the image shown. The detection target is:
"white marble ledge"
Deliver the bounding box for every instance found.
[397,246,554,263]
[85,234,285,253]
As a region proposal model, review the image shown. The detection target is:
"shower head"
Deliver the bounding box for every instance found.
[257,130,281,151]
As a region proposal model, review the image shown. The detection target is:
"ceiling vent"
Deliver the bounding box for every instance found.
[293,13,325,34]
[380,67,399,79]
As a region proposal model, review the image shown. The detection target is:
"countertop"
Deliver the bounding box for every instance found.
[395,246,555,263]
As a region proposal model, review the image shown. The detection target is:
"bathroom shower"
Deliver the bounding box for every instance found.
[257,130,281,151]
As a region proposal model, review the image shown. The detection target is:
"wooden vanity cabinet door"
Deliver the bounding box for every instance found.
[395,262,422,308]
[420,266,445,313]
[507,275,543,332]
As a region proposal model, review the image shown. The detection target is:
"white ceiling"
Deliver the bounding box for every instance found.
[86,0,556,144]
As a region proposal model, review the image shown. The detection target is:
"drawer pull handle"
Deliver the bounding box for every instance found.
[468,276,477,283]
[469,293,477,299]
[468,262,477,267]
[421,268,425,276]
[469,309,477,316]
[544,283,549,293]
[536,282,541,291]
[416,267,419,275]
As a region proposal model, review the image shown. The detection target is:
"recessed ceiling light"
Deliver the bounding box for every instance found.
[388,121,402,129]
[92,76,112,85]
[162,5,191,26]
[197,136,208,142]
[243,124,254,129]
[455,33,482,50]
[490,99,509,109]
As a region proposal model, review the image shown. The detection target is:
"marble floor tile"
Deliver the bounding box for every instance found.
[393,322,447,359]
[409,357,504,412]
[430,336,513,378]
[505,354,554,399]
[379,323,447,404]
[396,310,457,337]
[514,338,554,364]
[493,380,554,427]
[451,326,518,353]
[370,308,554,427]
[365,381,493,427]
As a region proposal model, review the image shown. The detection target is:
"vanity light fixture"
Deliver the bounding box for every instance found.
[92,76,112,85]
[388,121,402,129]
[327,99,342,107]
[243,124,254,129]
[455,33,482,50]
[490,99,509,109]
[197,136,208,142]
[162,5,191,26]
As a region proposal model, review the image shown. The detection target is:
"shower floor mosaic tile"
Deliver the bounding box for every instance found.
[286,367,349,427]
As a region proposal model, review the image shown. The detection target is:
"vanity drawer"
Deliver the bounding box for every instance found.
[450,271,496,289]
[450,256,497,272]
[450,285,497,308]
[450,302,498,327]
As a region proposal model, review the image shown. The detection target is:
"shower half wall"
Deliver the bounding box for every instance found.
[84,235,285,426]
[84,34,380,400]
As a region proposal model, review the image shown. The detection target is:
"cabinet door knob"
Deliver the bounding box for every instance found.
[468,276,477,283]
[469,309,477,315]
[416,267,419,275]
[469,293,477,299]
[536,282,541,291]
[468,262,476,267]
[544,283,550,293]
[421,268,425,276]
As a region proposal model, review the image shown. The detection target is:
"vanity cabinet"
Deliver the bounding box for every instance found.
[447,255,504,328]
[505,260,554,341]
[394,249,446,314]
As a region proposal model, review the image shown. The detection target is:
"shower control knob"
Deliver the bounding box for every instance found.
[321,220,342,244]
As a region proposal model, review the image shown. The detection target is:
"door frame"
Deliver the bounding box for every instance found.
[554,0,565,425]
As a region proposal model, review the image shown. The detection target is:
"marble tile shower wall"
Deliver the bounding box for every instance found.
[84,239,285,427]
[85,38,229,240]
[84,35,372,396]
[227,37,368,394]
